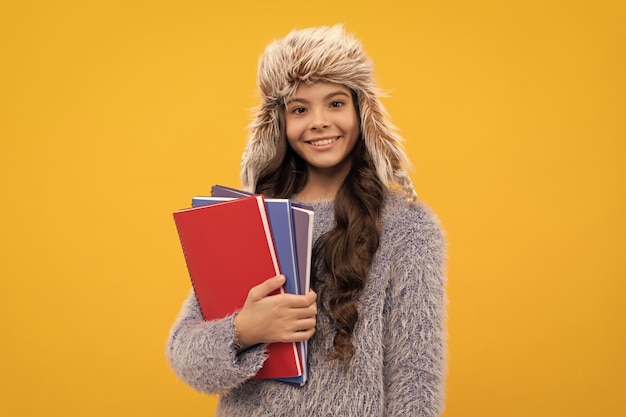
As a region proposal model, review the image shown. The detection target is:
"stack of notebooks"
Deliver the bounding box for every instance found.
[172,185,314,386]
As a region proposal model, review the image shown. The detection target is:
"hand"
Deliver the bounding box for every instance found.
[233,275,317,350]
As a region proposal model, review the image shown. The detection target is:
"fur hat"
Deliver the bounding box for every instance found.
[240,24,417,203]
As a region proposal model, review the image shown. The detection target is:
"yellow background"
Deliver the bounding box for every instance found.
[1,1,624,416]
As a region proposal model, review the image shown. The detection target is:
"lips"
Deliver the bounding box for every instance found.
[307,136,339,146]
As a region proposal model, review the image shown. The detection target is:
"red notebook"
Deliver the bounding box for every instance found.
[173,194,303,380]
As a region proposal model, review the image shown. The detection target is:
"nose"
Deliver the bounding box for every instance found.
[310,108,329,130]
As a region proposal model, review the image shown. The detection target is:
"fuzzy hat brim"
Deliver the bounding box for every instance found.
[241,24,417,203]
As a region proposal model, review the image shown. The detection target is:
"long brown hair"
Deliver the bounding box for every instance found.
[312,139,383,360]
[255,105,384,361]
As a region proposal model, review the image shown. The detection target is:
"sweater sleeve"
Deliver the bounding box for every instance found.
[165,289,268,394]
[383,204,447,417]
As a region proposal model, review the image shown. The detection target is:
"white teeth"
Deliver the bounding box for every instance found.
[310,137,337,146]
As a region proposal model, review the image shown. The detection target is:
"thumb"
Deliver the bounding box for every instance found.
[249,274,285,300]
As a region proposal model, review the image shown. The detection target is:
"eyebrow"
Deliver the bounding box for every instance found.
[285,90,351,105]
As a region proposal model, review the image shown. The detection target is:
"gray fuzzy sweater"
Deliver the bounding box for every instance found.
[166,191,447,416]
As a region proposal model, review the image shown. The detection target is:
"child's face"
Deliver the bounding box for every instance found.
[285,82,359,176]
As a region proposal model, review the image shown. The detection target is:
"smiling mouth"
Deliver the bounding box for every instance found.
[308,137,339,146]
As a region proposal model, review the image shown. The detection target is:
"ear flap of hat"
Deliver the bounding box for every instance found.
[357,90,417,203]
[240,102,281,192]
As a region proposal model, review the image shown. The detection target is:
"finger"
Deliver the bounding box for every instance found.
[248,275,285,300]
[294,317,316,331]
[292,309,317,323]
[282,305,317,326]
[278,292,318,308]
[276,327,316,344]
[292,327,316,342]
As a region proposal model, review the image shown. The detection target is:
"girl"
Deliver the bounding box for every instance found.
[167,24,447,416]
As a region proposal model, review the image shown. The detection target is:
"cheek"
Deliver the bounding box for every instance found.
[341,113,359,135]
[285,119,304,144]
[286,136,298,152]
[284,126,299,152]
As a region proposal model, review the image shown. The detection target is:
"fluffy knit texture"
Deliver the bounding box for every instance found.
[240,24,417,203]
[166,191,447,416]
